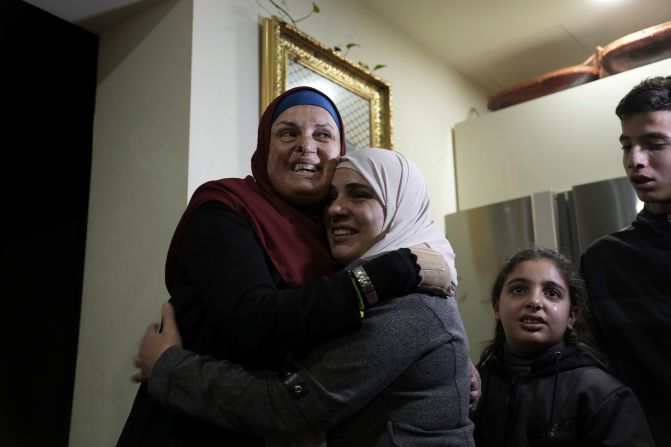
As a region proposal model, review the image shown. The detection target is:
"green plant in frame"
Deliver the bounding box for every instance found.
[267,0,320,26]
[265,0,386,72]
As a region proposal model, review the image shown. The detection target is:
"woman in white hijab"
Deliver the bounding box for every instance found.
[135,148,474,446]
[332,147,457,291]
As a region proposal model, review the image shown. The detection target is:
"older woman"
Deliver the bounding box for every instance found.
[117,89,454,446]
[134,148,474,446]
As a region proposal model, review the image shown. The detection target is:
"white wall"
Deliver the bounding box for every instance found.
[71,1,486,445]
[69,1,193,445]
[454,57,671,210]
[285,0,487,225]
[188,0,260,196]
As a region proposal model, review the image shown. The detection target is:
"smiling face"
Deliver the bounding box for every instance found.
[620,110,671,214]
[494,258,577,354]
[325,168,386,264]
[267,105,341,205]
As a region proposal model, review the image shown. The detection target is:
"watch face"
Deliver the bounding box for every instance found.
[353,266,378,305]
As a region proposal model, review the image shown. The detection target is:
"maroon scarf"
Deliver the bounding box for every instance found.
[165,87,347,291]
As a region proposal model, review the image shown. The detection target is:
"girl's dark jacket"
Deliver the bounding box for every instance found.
[472,342,655,447]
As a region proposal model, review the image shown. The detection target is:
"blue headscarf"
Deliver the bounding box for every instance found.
[271,88,342,130]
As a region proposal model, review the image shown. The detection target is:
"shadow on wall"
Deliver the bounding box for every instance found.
[1,1,98,446]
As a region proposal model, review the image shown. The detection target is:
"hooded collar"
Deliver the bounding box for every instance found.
[487,341,596,377]
[635,208,671,229]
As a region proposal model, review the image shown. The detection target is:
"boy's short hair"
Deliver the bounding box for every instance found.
[615,76,671,119]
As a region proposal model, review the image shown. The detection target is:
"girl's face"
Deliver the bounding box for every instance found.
[325,168,385,264]
[494,258,577,354]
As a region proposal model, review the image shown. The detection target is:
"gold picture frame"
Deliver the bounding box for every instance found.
[261,16,393,152]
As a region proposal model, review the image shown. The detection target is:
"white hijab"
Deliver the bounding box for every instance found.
[336,148,457,285]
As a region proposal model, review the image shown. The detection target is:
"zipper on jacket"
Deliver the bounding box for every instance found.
[503,374,519,446]
[548,351,562,436]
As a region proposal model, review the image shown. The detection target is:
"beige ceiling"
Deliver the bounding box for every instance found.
[24,0,671,97]
[359,0,671,95]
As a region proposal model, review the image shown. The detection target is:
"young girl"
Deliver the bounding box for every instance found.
[472,248,654,447]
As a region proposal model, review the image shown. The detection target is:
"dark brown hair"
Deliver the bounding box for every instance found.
[615,76,671,119]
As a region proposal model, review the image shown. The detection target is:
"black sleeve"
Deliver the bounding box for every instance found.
[148,296,450,439]
[174,201,419,358]
[579,255,613,362]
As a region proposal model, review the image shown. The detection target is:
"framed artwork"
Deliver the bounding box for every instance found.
[261,16,393,152]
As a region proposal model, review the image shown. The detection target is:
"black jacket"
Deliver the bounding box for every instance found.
[473,342,654,447]
[580,209,671,446]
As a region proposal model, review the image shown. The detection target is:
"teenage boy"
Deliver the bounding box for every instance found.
[581,76,671,446]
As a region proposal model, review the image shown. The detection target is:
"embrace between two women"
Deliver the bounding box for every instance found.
[118,87,473,447]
